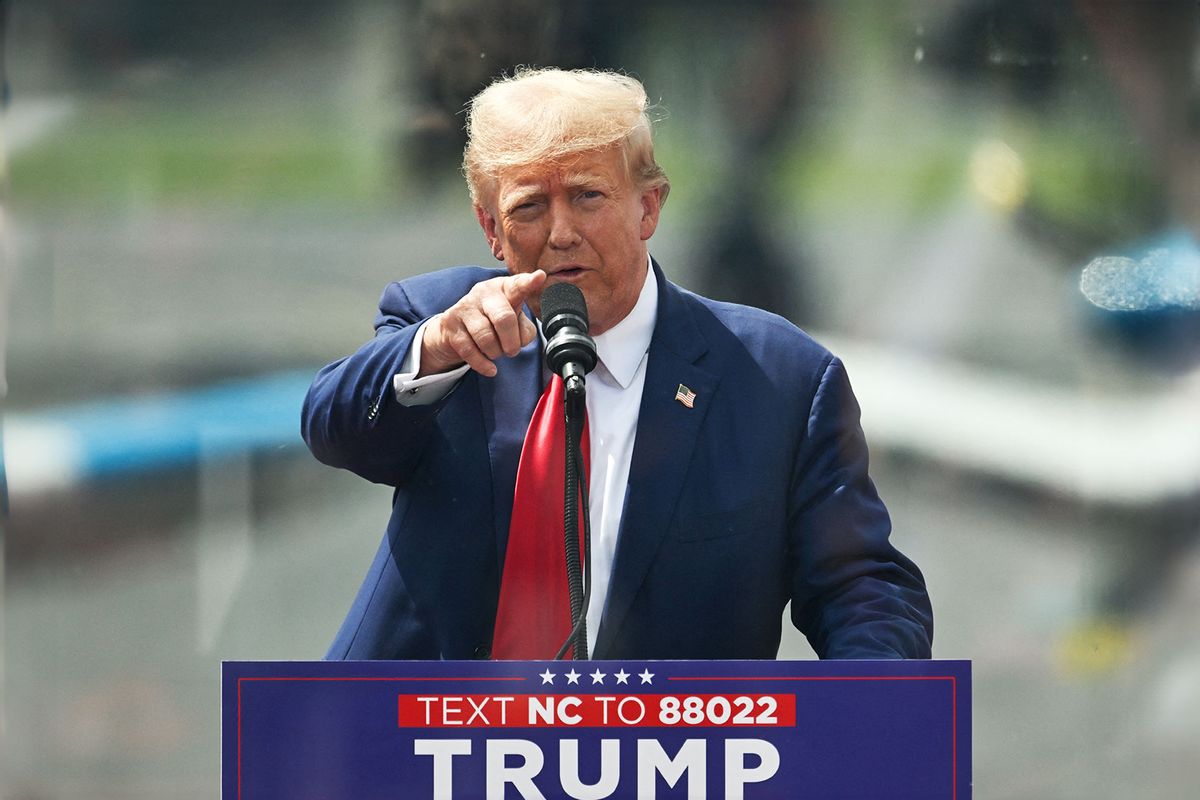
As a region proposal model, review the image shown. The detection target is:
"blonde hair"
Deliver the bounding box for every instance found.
[463,67,670,208]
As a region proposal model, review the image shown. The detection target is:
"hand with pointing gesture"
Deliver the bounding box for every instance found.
[418,270,548,378]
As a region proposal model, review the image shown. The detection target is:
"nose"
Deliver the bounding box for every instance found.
[547,200,581,250]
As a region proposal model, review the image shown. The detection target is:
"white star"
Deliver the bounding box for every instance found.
[589,669,607,685]
[614,669,630,685]
[638,668,655,685]
[565,669,581,685]
[539,669,556,685]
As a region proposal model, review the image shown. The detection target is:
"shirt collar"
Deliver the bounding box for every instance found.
[591,254,658,389]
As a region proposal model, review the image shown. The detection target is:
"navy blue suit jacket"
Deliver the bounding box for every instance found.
[303,262,933,660]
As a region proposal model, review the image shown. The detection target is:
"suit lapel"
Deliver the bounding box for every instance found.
[478,309,543,567]
[593,266,719,657]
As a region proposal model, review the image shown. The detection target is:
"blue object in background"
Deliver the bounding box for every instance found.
[1079,228,1200,369]
[4,370,315,494]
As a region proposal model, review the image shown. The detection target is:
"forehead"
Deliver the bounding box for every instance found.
[497,147,629,195]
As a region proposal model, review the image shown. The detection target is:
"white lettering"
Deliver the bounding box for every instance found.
[558,697,582,725]
[414,739,472,799]
[416,696,438,725]
[636,739,706,799]
[594,696,616,725]
[487,739,546,800]
[415,733,782,798]
[617,697,646,725]
[466,696,491,725]
[559,739,620,799]
[723,739,780,799]
[529,696,554,725]
[493,696,514,724]
[442,696,464,725]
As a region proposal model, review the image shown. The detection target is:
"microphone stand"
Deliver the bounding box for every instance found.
[541,283,596,661]
[556,373,591,660]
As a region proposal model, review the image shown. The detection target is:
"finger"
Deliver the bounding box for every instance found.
[480,292,524,357]
[518,313,537,347]
[461,306,505,361]
[501,269,547,308]
[446,325,498,377]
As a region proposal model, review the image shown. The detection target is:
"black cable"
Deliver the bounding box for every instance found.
[552,391,590,662]
[555,443,592,660]
[560,387,585,657]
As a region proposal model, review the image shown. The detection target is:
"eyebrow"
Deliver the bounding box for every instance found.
[561,171,616,191]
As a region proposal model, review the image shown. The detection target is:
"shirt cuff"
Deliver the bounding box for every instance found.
[392,316,471,407]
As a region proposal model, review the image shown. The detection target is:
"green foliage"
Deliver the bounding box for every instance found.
[10,101,391,210]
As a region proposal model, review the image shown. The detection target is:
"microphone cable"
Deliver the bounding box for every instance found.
[555,438,592,660]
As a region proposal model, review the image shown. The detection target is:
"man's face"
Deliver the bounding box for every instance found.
[475,145,662,335]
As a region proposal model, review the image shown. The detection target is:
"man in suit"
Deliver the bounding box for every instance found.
[303,68,932,661]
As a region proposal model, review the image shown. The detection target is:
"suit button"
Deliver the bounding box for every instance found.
[473,645,491,660]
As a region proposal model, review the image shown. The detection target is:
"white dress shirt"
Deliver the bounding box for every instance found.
[392,259,658,656]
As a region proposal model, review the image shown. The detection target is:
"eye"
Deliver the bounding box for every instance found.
[507,201,540,218]
[578,190,604,201]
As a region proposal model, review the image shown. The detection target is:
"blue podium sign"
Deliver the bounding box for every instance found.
[222,659,970,799]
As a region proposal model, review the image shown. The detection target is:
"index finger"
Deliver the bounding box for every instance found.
[501,270,547,309]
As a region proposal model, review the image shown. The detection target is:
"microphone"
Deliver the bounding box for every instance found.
[540,282,595,659]
[540,283,597,394]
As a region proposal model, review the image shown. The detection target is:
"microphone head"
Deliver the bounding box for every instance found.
[540,282,589,336]
[540,282,597,378]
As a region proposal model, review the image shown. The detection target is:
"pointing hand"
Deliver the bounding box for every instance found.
[419,270,548,377]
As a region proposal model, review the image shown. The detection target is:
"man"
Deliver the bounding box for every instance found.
[303,68,933,661]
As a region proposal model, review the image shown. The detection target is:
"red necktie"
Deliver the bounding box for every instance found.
[492,374,590,659]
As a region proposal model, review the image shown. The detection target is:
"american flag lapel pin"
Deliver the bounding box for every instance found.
[674,383,696,409]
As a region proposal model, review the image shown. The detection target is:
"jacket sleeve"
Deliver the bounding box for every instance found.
[788,356,934,659]
[300,279,460,487]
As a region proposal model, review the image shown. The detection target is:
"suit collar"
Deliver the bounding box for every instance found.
[645,257,710,362]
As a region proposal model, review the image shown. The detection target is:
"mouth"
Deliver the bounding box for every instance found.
[545,265,588,281]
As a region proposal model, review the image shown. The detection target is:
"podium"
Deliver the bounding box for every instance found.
[223,659,970,798]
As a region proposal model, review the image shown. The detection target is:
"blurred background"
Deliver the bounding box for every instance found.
[2,0,1199,796]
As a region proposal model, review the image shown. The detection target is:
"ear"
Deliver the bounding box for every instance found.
[638,186,663,241]
[474,203,505,261]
